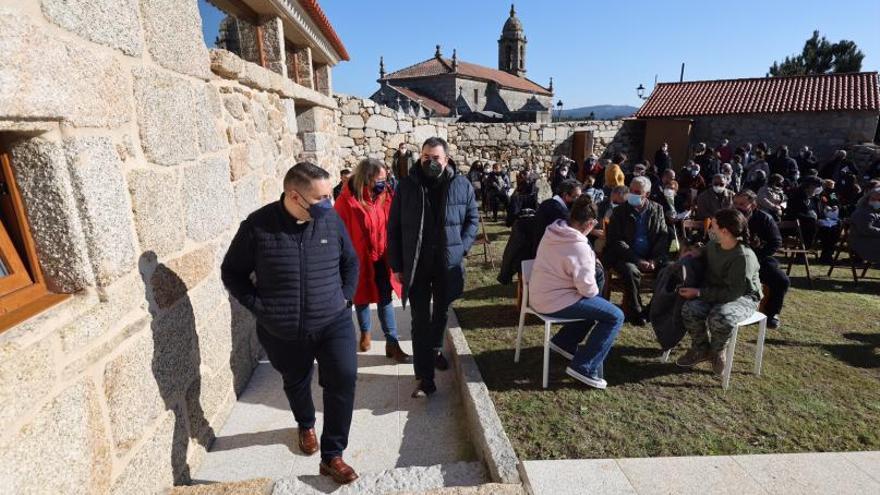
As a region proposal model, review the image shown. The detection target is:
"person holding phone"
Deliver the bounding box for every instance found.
[528,196,625,390]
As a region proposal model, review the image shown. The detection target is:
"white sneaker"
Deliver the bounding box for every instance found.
[565,366,608,389]
[548,341,574,360]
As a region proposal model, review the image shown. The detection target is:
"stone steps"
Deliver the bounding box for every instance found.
[271,461,489,495]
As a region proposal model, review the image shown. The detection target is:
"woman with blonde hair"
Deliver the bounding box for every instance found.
[335,158,409,362]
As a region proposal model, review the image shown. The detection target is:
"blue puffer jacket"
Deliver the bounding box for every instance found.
[388,159,479,306]
[221,196,359,340]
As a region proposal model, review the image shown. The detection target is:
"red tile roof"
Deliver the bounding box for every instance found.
[383,57,552,96]
[634,72,880,118]
[300,0,350,61]
[387,85,451,116]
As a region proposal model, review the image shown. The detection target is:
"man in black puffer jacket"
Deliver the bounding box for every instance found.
[388,137,479,398]
[221,162,360,485]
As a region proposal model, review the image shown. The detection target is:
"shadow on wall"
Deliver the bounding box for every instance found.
[139,251,214,484]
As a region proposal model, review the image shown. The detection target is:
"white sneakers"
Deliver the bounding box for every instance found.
[565,366,608,390]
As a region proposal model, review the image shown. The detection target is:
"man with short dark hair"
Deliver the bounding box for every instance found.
[694,173,735,220]
[388,137,479,398]
[333,168,351,200]
[535,179,582,247]
[221,162,360,484]
[392,142,415,179]
[734,190,788,329]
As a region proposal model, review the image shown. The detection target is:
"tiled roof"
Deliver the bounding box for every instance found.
[383,57,552,96]
[387,85,451,116]
[300,0,350,61]
[634,72,880,118]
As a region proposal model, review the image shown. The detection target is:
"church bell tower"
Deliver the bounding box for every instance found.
[498,4,526,77]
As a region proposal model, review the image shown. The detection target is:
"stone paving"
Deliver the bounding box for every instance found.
[522,452,880,494]
[194,302,486,494]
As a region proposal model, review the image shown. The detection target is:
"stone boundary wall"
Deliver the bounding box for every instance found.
[0,2,337,493]
[334,94,641,174]
[689,112,879,163]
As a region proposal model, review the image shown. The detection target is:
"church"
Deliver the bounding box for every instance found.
[370,5,554,123]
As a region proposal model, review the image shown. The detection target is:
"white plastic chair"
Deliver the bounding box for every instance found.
[661,310,768,390]
[514,259,586,388]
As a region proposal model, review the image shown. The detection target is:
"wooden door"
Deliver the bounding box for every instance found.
[642,119,692,171]
[571,130,594,181]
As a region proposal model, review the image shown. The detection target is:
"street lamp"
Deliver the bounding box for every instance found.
[636,84,647,100]
[556,100,563,121]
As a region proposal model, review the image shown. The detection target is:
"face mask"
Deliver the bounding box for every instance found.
[713,185,725,194]
[297,193,332,220]
[690,168,700,176]
[626,193,643,207]
[560,168,569,176]
[422,159,443,179]
[664,188,676,198]
[373,180,386,195]
[708,229,720,242]
[812,187,823,197]
[870,201,880,210]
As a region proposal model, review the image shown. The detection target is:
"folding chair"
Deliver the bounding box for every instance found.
[827,220,873,283]
[662,310,768,390]
[514,260,586,388]
[777,219,815,289]
[466,212,494,268]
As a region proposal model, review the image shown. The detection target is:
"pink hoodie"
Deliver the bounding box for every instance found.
[528,219,598,314]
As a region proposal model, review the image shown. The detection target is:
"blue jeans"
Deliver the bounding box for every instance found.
[547,296,624,378]
[354,260,399,343]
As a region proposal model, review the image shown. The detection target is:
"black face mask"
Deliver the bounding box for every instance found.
[422,159,443,179]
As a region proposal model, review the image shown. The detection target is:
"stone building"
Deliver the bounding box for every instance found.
[369,5,553,123]
[0,0,346,493]
[634,72,880,167]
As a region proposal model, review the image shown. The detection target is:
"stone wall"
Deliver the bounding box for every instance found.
[334,94,641,173]
[689,111,879,162]
[448,120,642,172]
[335,94,449,169]
[0,2,338,493]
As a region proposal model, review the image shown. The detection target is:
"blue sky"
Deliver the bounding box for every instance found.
[199,0,880,109]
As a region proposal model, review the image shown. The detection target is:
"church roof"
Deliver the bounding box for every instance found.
[382,57,552,96]
[386,85,451,116]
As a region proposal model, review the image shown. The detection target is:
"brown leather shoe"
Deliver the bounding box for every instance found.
[358,332,371,352]
[319,456,358,484]
[385,341,411,363]
[298,427,318,455]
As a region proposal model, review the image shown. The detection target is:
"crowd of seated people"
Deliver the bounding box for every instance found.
[492,139,879,389]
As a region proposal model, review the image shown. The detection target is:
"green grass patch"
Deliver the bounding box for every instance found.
[457,219,880,460]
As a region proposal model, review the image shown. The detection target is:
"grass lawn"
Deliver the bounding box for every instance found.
[456,219,880,460]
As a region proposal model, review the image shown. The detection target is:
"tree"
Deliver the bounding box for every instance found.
[768,30,864,76]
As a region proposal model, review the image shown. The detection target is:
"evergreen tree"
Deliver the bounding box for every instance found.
[768,30,864,76]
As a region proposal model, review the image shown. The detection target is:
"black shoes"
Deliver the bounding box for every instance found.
[434,351,449,370]
[411,379,437,398]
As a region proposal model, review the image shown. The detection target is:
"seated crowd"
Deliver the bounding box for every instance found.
[489,139,880,389]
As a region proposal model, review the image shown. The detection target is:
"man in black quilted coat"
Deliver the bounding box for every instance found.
[388,137,479,398]
[221,162,360,484]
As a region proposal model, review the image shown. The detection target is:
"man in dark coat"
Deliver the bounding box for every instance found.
[604,176,669,325]
[654,142,671,175]
[391,142,415,180]
[388,137,479,398]
[221,162,360,484]
[734,190,789,329]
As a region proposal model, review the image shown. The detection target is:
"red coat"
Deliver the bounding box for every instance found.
[334,180,402,305]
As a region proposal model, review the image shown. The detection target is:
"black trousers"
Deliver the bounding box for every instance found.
[759,258,789,319]
[611,259,665,317]
[256,310,356,462]
[408,252,449,383]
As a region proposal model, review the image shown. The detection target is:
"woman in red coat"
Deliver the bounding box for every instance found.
[335,158,409,363]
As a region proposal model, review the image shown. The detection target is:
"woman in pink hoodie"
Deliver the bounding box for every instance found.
[529,196,625,389]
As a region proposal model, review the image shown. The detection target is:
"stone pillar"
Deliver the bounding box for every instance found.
[257,16,286,77]
[314,64,331,96]
[296,105,339,174]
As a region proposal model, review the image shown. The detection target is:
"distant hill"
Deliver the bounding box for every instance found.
[558,105,639,120]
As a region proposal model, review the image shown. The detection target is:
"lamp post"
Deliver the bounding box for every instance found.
[636,84,648,100]
[556,100,563,122]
